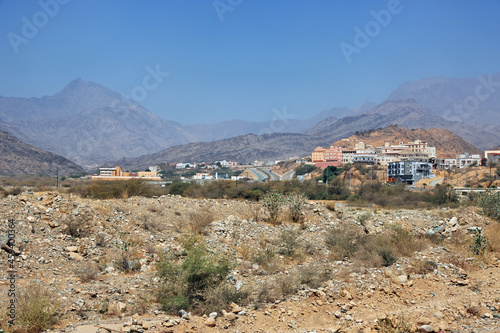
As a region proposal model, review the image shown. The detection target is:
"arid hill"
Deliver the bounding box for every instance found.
[331,125,481,158]
[0,130,85,176]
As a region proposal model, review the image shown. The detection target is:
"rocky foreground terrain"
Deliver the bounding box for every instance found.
[1,192,500,333]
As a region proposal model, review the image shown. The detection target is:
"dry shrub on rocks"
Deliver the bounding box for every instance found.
[63,213,92,238]
[15,282,60,333]
[376,315,412,333]
[485,222,500,254]
[325,223,426,267]
[188,207,214,234]
[74,261,99,282]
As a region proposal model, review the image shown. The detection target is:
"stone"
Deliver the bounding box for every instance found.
[209,312,218,319]
[225,312,238,321]
[65,246,78,252]
[68,252,84,261]
[230,302,242,314]
[417,325,434,333]
[205,317,216,327]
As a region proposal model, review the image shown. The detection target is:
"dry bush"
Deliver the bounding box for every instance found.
[15,283,60,333]
[298,263,331,289]
[74,261,99,282]
[131,294,152,315]
[485,223,500,254]
[274,274,298,298]
[325,225,361,260]
[388,225,426,257]
[138,214,167,232]
[376,315,412,333]
[250,204,262,222]
[64,213,92,238]
[407,259,437,275]
[278,228,302,257]
[188,207,214,234]
[196,283,250,315]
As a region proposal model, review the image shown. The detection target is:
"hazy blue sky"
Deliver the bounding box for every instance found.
[1,0,500,124]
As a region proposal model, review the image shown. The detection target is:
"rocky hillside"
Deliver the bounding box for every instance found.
[109,133,317,170]
[1,192,499,332]
[304,99,500,151]
[332,125,482,158]
[0,130,85,176]
[388,73,500,126]
[0,79,361,169]
[109,101,490,170]
[0,79,191,169]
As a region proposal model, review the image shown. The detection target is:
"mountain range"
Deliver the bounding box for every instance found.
[0,73,499,171]
[0,130,85,176]
[0,79,366,169]
[109,100,492,171]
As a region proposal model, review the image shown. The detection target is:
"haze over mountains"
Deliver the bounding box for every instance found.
[0,130,85,176]
[0,73,499,171]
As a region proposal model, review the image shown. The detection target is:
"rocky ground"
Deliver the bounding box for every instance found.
[0,191,500,333]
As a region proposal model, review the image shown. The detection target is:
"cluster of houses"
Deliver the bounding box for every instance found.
[312,140,500,185]
[91,139,500,187]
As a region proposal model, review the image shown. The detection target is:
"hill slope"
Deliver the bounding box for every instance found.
[107,101,487,170]
[388,73,500,125]
[0,79,361,169]
[0,130,85,176]
[109,133,317,170]
[304,99,499,151]
[332,125,481,158]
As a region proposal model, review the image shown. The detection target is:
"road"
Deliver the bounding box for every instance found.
[248,168,268,181]
[281,170,296,181]
[260,168,280,181]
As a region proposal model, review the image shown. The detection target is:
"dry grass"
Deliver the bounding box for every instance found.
[188,207,214,234]
[485,223,500,254]
[74,261,99,282]
[14,283,60,333]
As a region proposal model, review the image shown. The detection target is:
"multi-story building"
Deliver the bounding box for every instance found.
[92,166,161,180]
[312,147,326,163]
[485,150,500,164]
[313,146,343,168]
[436,153,482,169]
[387,161,434,185]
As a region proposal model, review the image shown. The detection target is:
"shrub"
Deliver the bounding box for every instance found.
[298,263,331,289]
[74,261,99,282]
[378,248,397,267]
[278,229,301,257]
[286,192,308,223]
[15,283,60,333]
[113,233,142,272]
[476,192,500,221]
[157,238,233,314]
[376,315,412,333]
[188,207,214,234]
[325,225,360,260]
[64,213,91,238]
[71,179,154,199]
[469,229,488,256]
[261,190,285,224]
